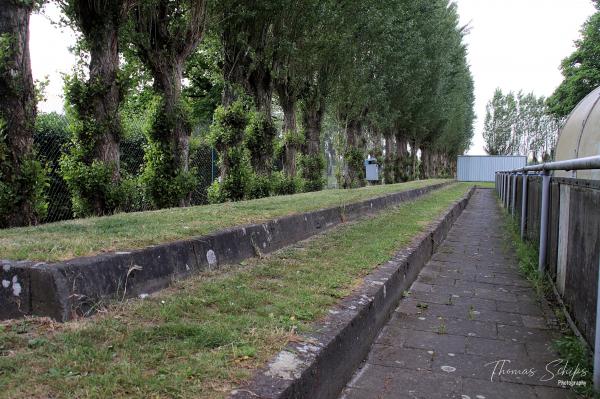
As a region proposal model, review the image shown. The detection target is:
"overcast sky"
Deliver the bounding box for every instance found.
[30,1,597,154]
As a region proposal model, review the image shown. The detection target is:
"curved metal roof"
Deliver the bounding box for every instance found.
[555,86,600,180]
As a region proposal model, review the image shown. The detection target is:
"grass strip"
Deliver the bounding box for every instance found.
[0,183,470,399]
[0,179,449,262]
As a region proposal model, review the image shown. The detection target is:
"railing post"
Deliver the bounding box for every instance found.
[506,173,511,209]
[511,173,517,215]
[503,173,508,207]
[538,171,551,274]
[495,173,498,194]
[594,255,600,391]
[520,173,528,239]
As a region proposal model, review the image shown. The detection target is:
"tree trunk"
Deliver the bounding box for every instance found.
[410,139,419,180]
[383,131,394,184]
[394,133,409,183]
[132,0,206,208]
[342,119,365,188]
[300,97,325,191]
[249,68,272,117]
[84,5,121,181]
[419,146,426,179]
[278,91,298,178]
[154,60,190,178]
[0,2,38,227]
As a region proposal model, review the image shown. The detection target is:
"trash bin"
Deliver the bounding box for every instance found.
[364,156,380,182]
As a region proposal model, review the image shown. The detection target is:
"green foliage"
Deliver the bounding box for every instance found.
[207,100,254,203]
[552,336,595,398]
[206,180,225,204]
[183,36,223,130]
[139,95,198,209]
[548,6,600,117]
[271,171,304,196]
[0,155,48,228]
[342,147,365,188]
[208,101,248,150]
[215,146,252,202]
[300,153,325,192]
[244,110,277,173]
[246,174,272,200]
[0,34,13,73]
[283,128,305,148]
[60,74,122,216]
[59,149,120,217]
[34,113,72,221]
[394,156,411,183]
[483,89,560,159]
[0,115,49,227]
[140,141,198,210]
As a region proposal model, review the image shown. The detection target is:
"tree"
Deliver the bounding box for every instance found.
[0,0,47,227]
[548,2,600,117]
[483,89,517,155]
[58,0,129,216]
[128,0,207,208]
[484,89,560,160]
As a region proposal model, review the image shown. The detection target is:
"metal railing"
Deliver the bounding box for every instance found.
[495,154,600,391]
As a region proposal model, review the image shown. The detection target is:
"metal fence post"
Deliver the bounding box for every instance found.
[538,171,551,274]
[520,173,528,239]
[511,173,517,215]
[495,173,498,194]
[506,173,511,208]
[594,255,600,391]
[500,173,503,197]
[503,173,507,207]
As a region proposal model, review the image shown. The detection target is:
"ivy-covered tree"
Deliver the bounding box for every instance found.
[128,0,207,208]
[58,0,129,216]
[0,0,47,227]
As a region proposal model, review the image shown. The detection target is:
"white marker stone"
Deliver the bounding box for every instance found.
[2,280,9,288]
[12,282,21,296]
[206,250,217,266]
[441,365,456,373]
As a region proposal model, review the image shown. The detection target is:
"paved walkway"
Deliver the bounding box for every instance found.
[340,189,579,399]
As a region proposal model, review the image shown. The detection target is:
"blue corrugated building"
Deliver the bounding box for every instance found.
[457,155,526,182]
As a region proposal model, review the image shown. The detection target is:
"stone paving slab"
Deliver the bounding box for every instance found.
[339,189,581,399]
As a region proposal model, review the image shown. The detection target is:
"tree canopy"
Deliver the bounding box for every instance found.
[548,1,600,117]
[1,0,476,226]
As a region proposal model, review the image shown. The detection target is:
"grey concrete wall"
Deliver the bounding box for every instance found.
[498,174,600,347]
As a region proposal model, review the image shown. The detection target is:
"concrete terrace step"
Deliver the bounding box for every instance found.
[0,181,452,322]
[340,189,578,399]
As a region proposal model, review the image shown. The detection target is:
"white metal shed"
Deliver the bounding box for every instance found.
[457,156,526,182]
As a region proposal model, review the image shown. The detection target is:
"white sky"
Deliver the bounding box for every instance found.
[455,0,595,154]
[30,1,596,154]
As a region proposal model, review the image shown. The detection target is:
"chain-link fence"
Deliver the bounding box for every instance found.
[35,131,217,224]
